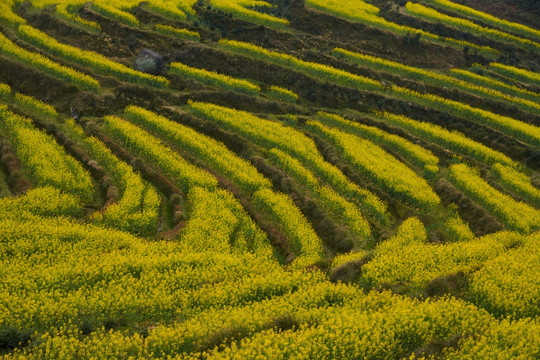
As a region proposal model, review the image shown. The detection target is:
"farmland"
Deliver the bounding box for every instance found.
[0,0,539,358]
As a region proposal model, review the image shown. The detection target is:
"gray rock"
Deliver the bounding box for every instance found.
[70,105,79,120]
[134,49,165,75]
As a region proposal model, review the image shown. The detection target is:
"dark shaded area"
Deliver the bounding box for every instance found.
[425,270,468,297]
[251,155,355,254]
[0,137,31,195]
[435,179,503,236]
[0,327,32,352]
[330,254,373,283]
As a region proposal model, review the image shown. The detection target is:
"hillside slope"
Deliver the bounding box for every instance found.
[0,0,539,358]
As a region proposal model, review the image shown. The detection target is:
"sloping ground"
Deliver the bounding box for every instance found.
[451,0,540,30]
[0,0,539,358]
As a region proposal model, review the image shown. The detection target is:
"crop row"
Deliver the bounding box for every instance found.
[90,2,140,27]
[169,62,298,102]
[316,111,439,176]
[449,68,539,104]
[305,0,380,17]
[0,1,27,27]
[144,0,191,21]
[17,25,169,88]
[420,0,540,41]
[444,211,475,242]
[65,119,160,235]
[268,148,371,240]
[123,105,270,193]
[102,115,217,193]
[373,111,516,167]
[106,109,323,262]
[488,62,540,87]
[208,0,289,29]
[306,121,441,210]
[447,163,540,233]
[218,39,384,92]
[0,104,93,202]
[266,85,299,103]
[253,188,325,265]
[0,31,100,92]
[0,81,58,119]
[405,2,540,51]
[491,163,540,208]
[333,47,540,115]
[170,62,260,95]
[186,100,388,223]
[304,0,497,54]
[182,186,273,257]
[154,24,200,41]
[56,2,101,32]
[87,136,160,235]
[392,86,540,148]
[219,39,539,147]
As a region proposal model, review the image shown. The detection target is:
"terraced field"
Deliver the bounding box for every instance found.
[0,0,539,358]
